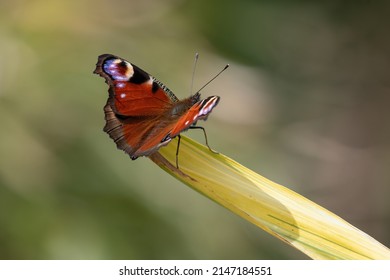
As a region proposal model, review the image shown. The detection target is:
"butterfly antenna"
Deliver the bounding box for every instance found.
[190,52,199,95]
[197,63,229,93]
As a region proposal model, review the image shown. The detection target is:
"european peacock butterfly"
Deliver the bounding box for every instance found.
[94,54,220,167]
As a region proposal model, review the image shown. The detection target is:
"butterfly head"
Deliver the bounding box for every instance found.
[191,92,201,104]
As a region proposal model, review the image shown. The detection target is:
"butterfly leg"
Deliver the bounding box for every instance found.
[176,134,181,169]
[189,126,219,154]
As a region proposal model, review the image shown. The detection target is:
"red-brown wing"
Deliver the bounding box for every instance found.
[94,54,178,116]
[129,96,220,157]
[103,101,176,158]
[102,96,219,159]
[94,54,181,158]
[170,96,220,137]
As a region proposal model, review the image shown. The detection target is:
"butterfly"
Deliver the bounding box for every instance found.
[93,54,220,167]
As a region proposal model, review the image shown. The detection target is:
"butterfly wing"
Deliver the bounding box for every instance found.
[133,95,220,156]
[103,100,175,158]
[94,54,179,115]
[169,95,220,137]
[94,54,179,158]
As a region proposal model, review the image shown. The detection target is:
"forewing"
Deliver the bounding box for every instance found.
[94,54,178,116]
[170,96,220,137]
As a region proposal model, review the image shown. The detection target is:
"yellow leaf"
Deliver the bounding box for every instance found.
[149,136,390,259]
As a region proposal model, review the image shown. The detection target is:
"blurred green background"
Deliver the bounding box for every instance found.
[0,0,389,259]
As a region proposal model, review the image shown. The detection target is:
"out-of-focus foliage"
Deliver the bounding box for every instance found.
[0,0,389,259]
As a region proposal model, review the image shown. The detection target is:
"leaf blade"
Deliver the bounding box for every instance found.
[149,136,390,259]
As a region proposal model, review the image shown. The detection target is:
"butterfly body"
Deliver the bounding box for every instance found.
[94,54,220,160]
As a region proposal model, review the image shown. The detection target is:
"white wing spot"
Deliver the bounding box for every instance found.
[120,93,126,99]
[117,82,125,88]
[185,120,190,125]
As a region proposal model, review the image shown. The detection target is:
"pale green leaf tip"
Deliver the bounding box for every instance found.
[149,136,390,260]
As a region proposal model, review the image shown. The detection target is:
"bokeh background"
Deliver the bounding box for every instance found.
[0,0,389,259]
